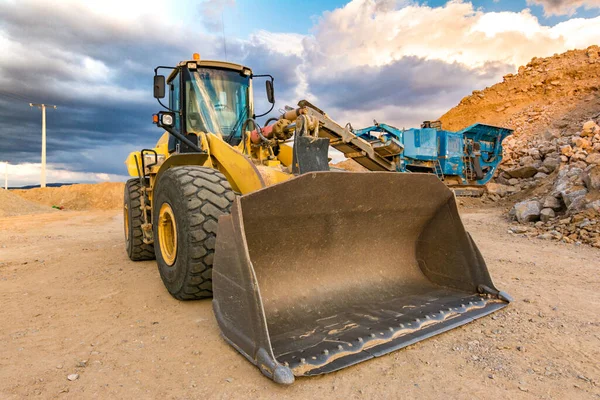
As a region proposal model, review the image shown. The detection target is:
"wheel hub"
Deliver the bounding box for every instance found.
[124,203,130,242]
[158,202,177,266]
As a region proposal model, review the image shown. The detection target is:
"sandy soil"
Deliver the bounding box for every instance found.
[13,183,124,211]
[0,208,598,399]
[0,189,53,217]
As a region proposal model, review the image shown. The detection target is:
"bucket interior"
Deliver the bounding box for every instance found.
[237,172,499,373]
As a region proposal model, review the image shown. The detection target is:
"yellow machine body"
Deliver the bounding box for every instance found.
[123,56,511,386]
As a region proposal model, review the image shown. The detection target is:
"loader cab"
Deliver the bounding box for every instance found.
[162,60,254,151]
[153,56,271,153]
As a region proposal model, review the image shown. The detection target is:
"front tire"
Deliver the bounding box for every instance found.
[153,166,235,300]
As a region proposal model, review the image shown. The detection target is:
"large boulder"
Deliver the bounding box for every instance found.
[567,196,589,213]
[572,151,588,162]
[552,166,571,194]
[486,183,510,197]
[540,208,556,222]
[542,195,563,210]
[585,153,600,165]
[561,186,588,208]
[542,156,561,172]
[496,175,510,185]
[507,165,538,179]
[513,200,542,223]
[587,200,600,211]
[560,145,573,157]
[572,137,592,150]
[582,120,600,137]
[520,155,535,166]
[583,166,600,191]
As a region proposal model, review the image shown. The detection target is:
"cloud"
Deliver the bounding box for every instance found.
[198,0,235,31]
[305,0,600,70]
[0,0,212,176]
[526,0,600,16]
[294,0,600,126]
[3,162,128,188]
[306,57,512,127]
[1,0,600,186]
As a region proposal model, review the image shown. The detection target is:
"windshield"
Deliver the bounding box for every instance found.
[185,68,250,139]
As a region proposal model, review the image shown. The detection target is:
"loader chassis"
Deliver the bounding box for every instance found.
[124,56,511,384]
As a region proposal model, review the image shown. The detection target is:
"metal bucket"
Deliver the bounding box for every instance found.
[212,172,510,384]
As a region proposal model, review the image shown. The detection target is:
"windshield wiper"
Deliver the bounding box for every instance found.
[226,108,248,143]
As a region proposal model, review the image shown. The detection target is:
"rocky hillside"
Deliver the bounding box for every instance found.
[440,46,600,134]
[441,46,600,248]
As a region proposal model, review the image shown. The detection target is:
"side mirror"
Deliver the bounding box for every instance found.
[266,79,275,104]
[154,75,166,99]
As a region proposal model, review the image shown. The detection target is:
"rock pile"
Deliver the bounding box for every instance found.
[439,46,600,247]
[440,46,600,133]
[503,120,600,247]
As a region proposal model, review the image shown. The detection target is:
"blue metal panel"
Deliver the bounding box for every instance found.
[438,132,463,177]
[404,129,436,160]
[352,121,512,186]
[457,124,512,185]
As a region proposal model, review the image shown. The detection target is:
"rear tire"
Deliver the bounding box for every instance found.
[124,179,155,261]
[153,166,235,300]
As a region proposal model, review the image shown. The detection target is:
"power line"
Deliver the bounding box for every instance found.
[221,11,227,60]
[0,93,31,104]
[0,89,31,103]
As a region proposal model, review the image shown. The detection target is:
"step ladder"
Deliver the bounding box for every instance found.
[434,159,445,181]
[463,157,474,182]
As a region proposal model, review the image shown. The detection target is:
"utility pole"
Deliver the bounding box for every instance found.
[30,103,57,188]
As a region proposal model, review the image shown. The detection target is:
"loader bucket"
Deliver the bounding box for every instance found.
[212,172,510,384]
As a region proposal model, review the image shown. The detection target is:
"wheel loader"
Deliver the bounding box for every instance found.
[123,54,511,385]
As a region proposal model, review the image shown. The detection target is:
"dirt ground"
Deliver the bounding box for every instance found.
[0,208,598,399]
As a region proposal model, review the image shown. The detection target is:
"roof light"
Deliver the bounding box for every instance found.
[192,53,200,61]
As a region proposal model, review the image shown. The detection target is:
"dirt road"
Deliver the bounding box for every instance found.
[0,209,598,399]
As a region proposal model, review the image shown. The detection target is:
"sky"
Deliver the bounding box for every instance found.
[0,0,599,187]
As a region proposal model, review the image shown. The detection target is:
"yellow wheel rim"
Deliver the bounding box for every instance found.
[158,202,177,266]
[124,203,130,242]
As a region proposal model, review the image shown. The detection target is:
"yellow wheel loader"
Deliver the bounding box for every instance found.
[124,54,511,385]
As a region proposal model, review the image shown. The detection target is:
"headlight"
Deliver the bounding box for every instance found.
[144,153,166,168]
[162,114,174,126]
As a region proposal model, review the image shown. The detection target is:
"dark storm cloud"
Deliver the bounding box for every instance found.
[307,56,512,113]
[526,0,600,15]
[0,1,515,179]
[0,0,299,175]
[230,37,304,114]
[0,0,202,171]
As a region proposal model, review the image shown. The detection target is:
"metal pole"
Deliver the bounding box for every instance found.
[30,103,56,188]
[41,105,46,188]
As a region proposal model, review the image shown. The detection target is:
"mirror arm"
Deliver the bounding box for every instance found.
[253,103,274,119]
[163,125,203,153]
[154,66,178,112]
[157,97,177,112]
[252,74,275,119]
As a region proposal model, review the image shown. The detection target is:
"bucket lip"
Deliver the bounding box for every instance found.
[286,296,509,377]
